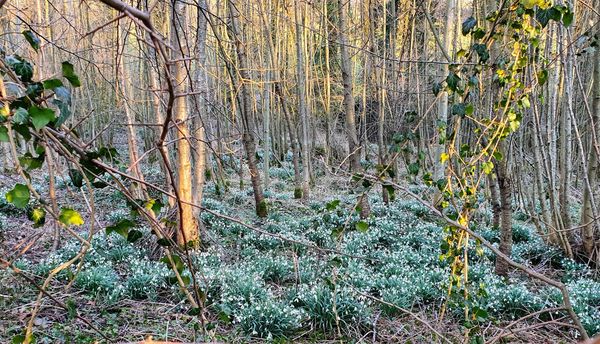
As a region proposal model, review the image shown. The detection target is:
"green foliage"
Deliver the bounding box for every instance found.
[5,184,30,208]
[22,30,40,51]
[61,61,81,87]
[58,208,84,226]
[236,300,304,339]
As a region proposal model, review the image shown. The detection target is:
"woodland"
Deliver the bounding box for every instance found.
[0,0,599,343]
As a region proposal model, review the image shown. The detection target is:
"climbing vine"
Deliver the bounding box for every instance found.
[431,0,575,335]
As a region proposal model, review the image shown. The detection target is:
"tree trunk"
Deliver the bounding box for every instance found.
[228,0,267,218]
[193,0,209,217]
[172,1,199,246]
[295,0,310,200]
[337,0,369,218]
[494,143,512,276]
[581,36,600,262]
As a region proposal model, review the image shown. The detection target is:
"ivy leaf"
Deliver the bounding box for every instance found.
[61,61,81,87]
[462,17,477,36]
[6,184,30,208]
[0,126,8,142]
[59,208,84,226]
[452,103,467,117]
[547,6,562,22]
[6,55,33,82]
[446,72,461,93]
[562,8,573,27]
[472,28,485,40]
[43,78,64,90]
[161,254,185,274]
[383,184,395,200]
[432,82,442,96]
[355,221,369,233]
[12,107,29,124]
[145,198,164,216]
[68,169,84,188]
[22,30,40,51]
[157,238,172,247]
[127,229,143,243]
[325,199,340,211]
[106,219,135,238]
[482,161,494,175]
[28,207,46,228]
[535,8,552,28]
[29,106,56,130]
[408,162,420,175]
[537,69,548,85]
[19,152,45,171]
[472,43,489,63]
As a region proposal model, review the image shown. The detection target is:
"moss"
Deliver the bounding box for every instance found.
[257,199,268,218]
[294,187,303,199]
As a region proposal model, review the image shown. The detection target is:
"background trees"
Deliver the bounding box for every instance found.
[1,0,600,342]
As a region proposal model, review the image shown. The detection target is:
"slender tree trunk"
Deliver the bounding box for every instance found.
[581,36,600,262]
[119,27,148,200]
[494,143,512,276]
[338,0,369,218]
[172,1,199,245]
[193,0,209,216]
[295,0,310,200]
[228,0,267,217]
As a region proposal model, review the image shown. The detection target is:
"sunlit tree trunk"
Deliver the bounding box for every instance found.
[172,1,199,245]
[192,0,209,217]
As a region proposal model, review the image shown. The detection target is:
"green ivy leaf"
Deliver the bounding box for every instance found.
[446,72,461,93]
[22,30,40,51]
[12,107,29,124]
[482,161,494,175]
[145,198,164,216]
[562,9,573,27]
[462,17,477,36]
[0,126,8,142]
[61,61,81,87]
[157,238,172,247]
[537,69,548,85]
[432,82,442,96]
[408,162,420,175]
[59,208,84,226]
[355,220,369,233]
[127,229,143,243]
[68,169,84,188]
[325,199,340,211]
[161,254,185,274]
[6,184,30,208]
[28,207,46,228]
[106,219,135,238]
[6,55,33,82]
[19,152,45,171]
[29,106,56,130]
[472,43,489,63]
[42,79,64,90]
[452,103,467,117]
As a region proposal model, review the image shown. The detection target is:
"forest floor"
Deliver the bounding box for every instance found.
[0,162,599,343]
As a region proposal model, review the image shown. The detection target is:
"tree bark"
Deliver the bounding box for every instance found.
[337,0,369,218]
[228,0,267,217]
[172,1,199,246]
[580,34,600,262]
